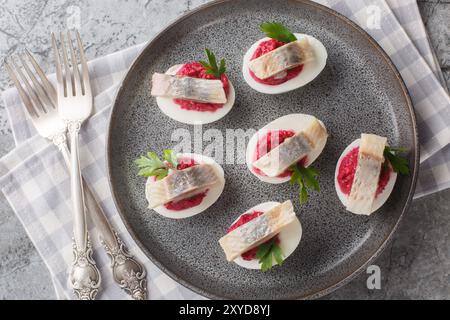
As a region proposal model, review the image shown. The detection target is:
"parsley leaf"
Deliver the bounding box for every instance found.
[163,149,178,169]
[272,244,284,266]
[199,48,226,78]
[256,238,284,272]
[255,241,272,260]
[261,253,273,272]
[289,164,320,205]
[387,147,409,152]
[151,168,169,180]
[384,146,410,175]
[135,150,177,180]
[260,22,297,43]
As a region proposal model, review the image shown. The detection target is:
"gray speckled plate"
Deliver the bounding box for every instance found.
[106,0,418,299]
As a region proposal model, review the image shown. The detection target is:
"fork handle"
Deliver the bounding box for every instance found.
[69,122,87,249]
[57,138,116,247]
[82,174,148,300]
[66,122,101,300]
[55,132,147,300]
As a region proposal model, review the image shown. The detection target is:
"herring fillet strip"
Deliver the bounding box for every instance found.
[248,37,315,80]
[151,72,227,103]
[359,133,386,162]
[146,164,219,208]
[252,118,327,177]
[346,134,387,215]
[253,132,312,177]
[219,200,296,261]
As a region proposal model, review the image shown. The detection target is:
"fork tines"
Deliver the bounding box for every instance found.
[52,31,90,98]
[5,50,56,117]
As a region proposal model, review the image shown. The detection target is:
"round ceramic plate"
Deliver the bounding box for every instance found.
[106,0,418,299]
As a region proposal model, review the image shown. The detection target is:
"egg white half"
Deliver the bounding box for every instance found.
[145,153,225,219]
[155,64,236,125]
[246,113,328,184]
[334,139,397,215]
[230,201,302,270]
[242,33,327,94]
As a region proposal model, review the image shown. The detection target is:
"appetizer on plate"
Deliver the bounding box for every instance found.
[335,134,409,215]
[242,22,327,94]
[246,113,328,204]
[151,49,235,125]
[135,150,225,219]
[219,200,302,271]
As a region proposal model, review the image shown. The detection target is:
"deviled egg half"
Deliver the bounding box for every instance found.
[246,113,328,184]
[335,133,409,215]
[135,150,225,219]
[151,49,235,125]
[242,22,327,94]
[219,200,302,271]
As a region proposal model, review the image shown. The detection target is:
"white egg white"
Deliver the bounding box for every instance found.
[155,64,235,125]
[242,33,327,94]
[230,201,302,270]
[145,153,225,219]
[246,114,328,184]
[334,139,397,215]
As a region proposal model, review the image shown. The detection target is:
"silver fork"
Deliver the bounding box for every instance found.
[53,30,101,300]
[5,39,147,300]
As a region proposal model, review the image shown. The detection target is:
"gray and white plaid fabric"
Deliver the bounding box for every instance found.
[385,0,450,198]
[387,0,448,89]
[1,0,449,299]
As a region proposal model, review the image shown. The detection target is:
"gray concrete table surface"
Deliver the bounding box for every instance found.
[0,0,448,300]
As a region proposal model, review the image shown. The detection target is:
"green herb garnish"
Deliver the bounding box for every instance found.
[260,22,297,43]
[289,164,320,205]
[199,48,226,78]
[162,149,178,169]
[383,146,409,175]
[135,149,178,180]
[256,238,284,272]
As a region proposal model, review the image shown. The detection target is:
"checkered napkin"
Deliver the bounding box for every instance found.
[1,0,449,299]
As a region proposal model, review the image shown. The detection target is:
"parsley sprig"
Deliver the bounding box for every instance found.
[256,238,284,272]
[199,48,226,78]
[289,164,320,205]
[383,146,409,175]
[260,22,297,43]
[135,149,178,180]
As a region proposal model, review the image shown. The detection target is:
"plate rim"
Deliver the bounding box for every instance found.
[105,0,419,300]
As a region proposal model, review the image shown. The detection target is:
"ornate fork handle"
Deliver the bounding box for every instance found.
[102,232,147,300]
[53,132,147,300]
[66,122,102,299]
[70,236,101,300]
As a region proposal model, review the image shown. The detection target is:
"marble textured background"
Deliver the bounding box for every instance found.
[0,0,448,299]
